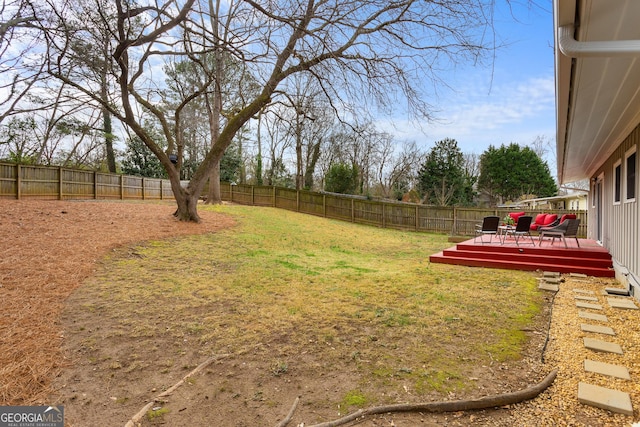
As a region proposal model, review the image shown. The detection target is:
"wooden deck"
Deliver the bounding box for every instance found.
[430,235,614,277]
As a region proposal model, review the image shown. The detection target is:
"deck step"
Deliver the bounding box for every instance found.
[430,238,614,278]
[429,252,613,277]
[440,249,613,269]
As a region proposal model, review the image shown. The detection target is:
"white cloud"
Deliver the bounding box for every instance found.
[379,74,556,155]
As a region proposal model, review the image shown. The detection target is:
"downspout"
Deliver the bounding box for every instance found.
[558,25,640,58]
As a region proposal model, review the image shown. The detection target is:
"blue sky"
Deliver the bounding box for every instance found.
[386,2,557,167]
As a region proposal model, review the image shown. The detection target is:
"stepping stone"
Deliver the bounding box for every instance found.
[581,323,615,335]
[575,295,598,301]
[607,298,638,310]
[576,302,603,310]
[574,289,595,294]
[578,382,633,415]
[584,360,630,380]
[584,337,623,354]
[539,283,559,292]
[571,273,588,278]
[543,271,560,277]
[579,311,608,322]
[606,287,630,296]
[542,278,562,284]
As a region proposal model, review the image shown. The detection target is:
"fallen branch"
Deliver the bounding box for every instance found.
[278,368,557,427]
[275,396,300,427]
[124,354,230,427]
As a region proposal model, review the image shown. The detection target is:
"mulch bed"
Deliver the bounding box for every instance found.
[0,200,234,405]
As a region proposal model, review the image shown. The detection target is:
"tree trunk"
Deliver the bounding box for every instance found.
[104,110,116,173]
[304,142,321,189]
[295,119,303,190]
[100,38,117,174]
[170,177,201,222]
[206,155,223,204]
[167,163,207,222]
[173,190,201,222]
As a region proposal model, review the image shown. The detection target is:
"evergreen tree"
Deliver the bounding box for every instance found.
[325,163,358,194]
[478,143,557,205]
[121,135,166,178]
[417,138,475,206]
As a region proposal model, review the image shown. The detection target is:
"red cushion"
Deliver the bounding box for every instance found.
[542,214,558,225]
[509,211,526,222]
[534,213,547,224]
[530,213,547,230]
[560,214,576,223]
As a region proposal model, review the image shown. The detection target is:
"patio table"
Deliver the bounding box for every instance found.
[498,225,515,244]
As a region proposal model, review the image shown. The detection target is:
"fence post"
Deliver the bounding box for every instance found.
[451,207,457,235]
[16,164,21,200]
[58,167,63,200]
[351,199,355,222]
[296,189,300,212]
[120,175,124,200]
[142,177,145,200]
[251,185,255,206]
[382,201,386,228]
[415,205,419,231]
[94,171,98,199]
[323,194,326,217]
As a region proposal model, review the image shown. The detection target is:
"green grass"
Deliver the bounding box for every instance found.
[85,204,543,403]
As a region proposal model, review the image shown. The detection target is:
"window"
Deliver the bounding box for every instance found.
[614,160,622,204]
[625,147,636,202]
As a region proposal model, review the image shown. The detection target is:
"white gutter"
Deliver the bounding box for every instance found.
[558,25,640,57]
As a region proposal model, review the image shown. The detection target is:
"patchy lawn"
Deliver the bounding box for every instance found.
[48,204,551,426]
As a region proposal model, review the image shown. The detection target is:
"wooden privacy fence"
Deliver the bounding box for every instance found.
[0,163,173,201]
[0,162,588,237]
[221,183,588,238]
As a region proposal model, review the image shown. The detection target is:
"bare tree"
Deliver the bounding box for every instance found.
[261,104,295,187]
[0,0,46,124]
[374,139,422,199]
[272,74,333,190]
[41,0,499,221]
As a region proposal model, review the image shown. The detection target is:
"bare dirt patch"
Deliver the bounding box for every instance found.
[2,200,557,426]
[0,199,233,406]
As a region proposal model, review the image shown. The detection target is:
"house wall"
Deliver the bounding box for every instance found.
[590,124,640,295]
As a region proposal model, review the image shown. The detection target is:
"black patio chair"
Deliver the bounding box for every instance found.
[538,218,581,248]
[504,215,535,246]
[474,216,500,244]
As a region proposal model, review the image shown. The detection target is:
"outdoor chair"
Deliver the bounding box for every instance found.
[503,215,535,246]
[508,211,526,224]
[474,216,500,244]
[538,218,581,248]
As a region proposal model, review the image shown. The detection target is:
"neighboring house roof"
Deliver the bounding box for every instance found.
[554,0,640,184]
[500,192,588,209]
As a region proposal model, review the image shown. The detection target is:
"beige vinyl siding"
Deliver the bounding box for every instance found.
[592,124,640,281]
